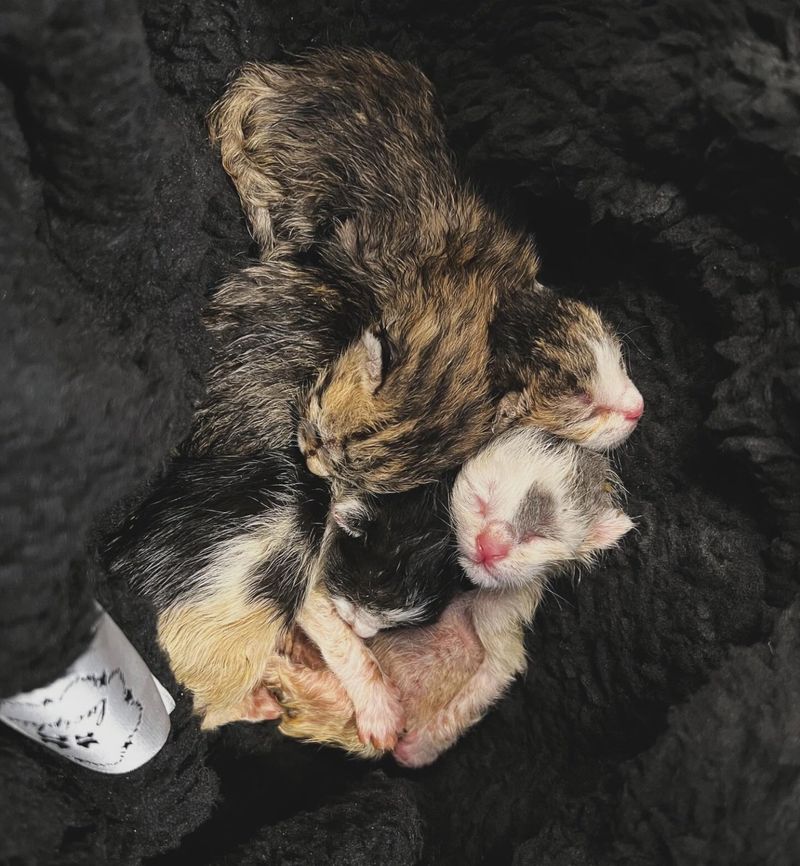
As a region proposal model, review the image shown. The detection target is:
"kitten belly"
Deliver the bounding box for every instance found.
[371,594,484,730]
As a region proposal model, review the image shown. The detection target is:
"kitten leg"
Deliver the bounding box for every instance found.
[393,650,523,767]
[394,588,536,767]
[297,589,404,750]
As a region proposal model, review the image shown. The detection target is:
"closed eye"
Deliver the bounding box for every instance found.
[519,527,556,543]
[519,532,542,544]
[343,526,368,542]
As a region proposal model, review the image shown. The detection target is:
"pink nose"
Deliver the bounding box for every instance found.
[623,402,644,422]
[474,525,512,565]
[620,384,644,422]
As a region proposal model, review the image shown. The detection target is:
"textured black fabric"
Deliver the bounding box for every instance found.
[1,0,798,863]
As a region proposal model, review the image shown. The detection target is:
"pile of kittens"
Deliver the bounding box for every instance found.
[107,49,643,767]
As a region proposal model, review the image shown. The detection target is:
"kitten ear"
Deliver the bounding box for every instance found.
[581,508,634,554]
[358,328,385,394]
[493,390,525,431]
[331,496,370,538]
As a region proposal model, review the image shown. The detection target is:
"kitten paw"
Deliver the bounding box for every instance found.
[240,685,283,722]
[355,681,405,751]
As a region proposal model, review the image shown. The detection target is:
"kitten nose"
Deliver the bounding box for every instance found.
[622,387,644,422]
[474,524,512,565]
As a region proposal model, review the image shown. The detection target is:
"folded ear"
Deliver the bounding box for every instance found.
[493,390,525,431]
[360,329,383,392]
[580,508,634,555]
[357,328,386,394]
[331,495,370,538]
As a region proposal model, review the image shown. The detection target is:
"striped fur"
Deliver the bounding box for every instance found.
[209,48,643,494]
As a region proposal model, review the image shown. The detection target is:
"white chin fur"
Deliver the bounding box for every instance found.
[459,554,549,590]
[586,338,644,448]
[581,416,638,451]
[333,598,382,637]
[459,557,502,588]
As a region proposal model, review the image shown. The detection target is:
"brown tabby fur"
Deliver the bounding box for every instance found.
[208,49,626,490]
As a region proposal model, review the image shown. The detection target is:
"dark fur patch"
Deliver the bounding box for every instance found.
[106,451,328,613]
[323,477,466,624]
[513,483,557,537]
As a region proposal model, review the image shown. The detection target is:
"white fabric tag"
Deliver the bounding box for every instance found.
[0,605,175,774]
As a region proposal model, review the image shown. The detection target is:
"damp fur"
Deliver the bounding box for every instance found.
[186,250,373,457]
[106,450,463,740]
[210,48,643,487]
[265,428,634,762]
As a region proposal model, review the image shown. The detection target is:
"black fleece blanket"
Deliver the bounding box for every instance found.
[1,1,798,863]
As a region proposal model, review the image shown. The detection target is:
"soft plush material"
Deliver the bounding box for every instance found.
[1,0,798,863]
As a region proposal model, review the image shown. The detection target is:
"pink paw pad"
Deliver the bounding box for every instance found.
[242,686,283,722]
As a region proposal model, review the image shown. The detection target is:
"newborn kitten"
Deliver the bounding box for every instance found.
[325,479,464,638]
[106,451,459,745]
[394,427,633,766]
[451,426,633,588]
[263,428,633,763]
[296,284,495,492]
[209,48,643,490]
[105,451,327,729]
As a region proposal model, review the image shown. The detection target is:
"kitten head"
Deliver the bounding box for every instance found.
[452,426,634,589]
[492,285,643,450]
[324,480,456,637]
[298,306,494,493]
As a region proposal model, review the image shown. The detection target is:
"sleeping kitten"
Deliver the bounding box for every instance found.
[106,450,460,746]
[261,428,633,763]
[209,48,643,492]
